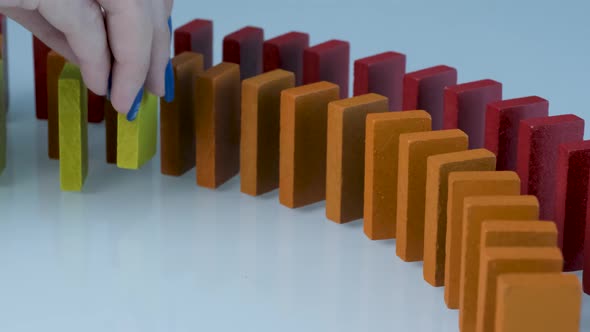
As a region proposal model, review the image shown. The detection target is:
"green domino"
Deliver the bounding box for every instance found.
[117,93,158,170]
[58,63,88,191]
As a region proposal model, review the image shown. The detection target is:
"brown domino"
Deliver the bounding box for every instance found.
[476,247,563,332]
[160,52,204,176]
[279,81,340,208]
[104,99,117,164]
[458,195,540,332]
[396,129,468,262]
[495,273,582,332]
[363,110,432,240]
[47,51,66,160]
[422,149,497,287]
[445,171,521,309]
[240,69,295,196]
[326,93,388,223]
[195,62,241,189]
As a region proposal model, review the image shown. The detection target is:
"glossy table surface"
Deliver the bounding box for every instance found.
[1,0,589,330]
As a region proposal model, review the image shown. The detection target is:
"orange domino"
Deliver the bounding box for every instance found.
[495,273,582,332]
[279,81,340,208]
[160,52,204,176]
[444,171,521,309]
[476,247,563,332]
[326,93,388,223]
[195,62,241,188]
[363,110,432,240]
[481,220,557,248]
[241,69,295,196]
[396,129,468,262]
[422,149,497,287]
[459,196,539,332]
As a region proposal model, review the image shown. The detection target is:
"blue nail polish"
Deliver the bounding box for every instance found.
[164,59,175,103]
[107,72,112,100]
[168,17,172,39]
[127,88,144,122]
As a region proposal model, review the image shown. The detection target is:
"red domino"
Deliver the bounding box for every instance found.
[223,26,264,80]
[517,114,584,221]
[444,79,502,148]
[485,96,549,171]
[174,19,213,69]
[263,32,309,85]
[585,186,590,294]
[354,51,406,111]
[303,40,350,98]
[87,91,104,123]
[402,65,457,130]
[555,140,590,271]
[33,36,51,120]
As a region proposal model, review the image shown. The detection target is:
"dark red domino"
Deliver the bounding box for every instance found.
[33,36,51,120]
[403,65,457,130]
[486,96,549,171]
[554,140,590,271]
[354,51,406,111]
[517,114,584,221]
[444,79,502,149]
[303,40,350,98]
[263,32,309,85]
[174,19,213,69]
[223,26,264,80]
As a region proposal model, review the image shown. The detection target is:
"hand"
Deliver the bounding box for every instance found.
[0,0,174,115]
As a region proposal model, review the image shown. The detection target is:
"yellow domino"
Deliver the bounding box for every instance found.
[117,93,158,170]
[58,63,88,191]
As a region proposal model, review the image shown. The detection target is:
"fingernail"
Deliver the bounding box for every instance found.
[164,59,175,103]
[107,72,112,100]
[127,88,144,122]
[168,17,172,39]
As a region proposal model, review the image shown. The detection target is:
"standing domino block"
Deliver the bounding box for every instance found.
[47,51,66,160]
[423,149,497,287]
[104,100,117,164]
[33,36,51,119]
[241,69,295,196]
[485,96,549,171]
[353,52,406,111]
[263,32,309,85]
[554,140,590,271]
[326,93,388,223]
[459,196,540,332]
[444,79,502,149]
[223,26,264,80]
[445,171,521,309]
[160,52,204,176]
[117,93,158,170]
[396,129,469,262]
[303,40,350,98]
[58,63,88,191]
[476,247,563,332]
[87,91,104,123]
[174,19,213,68]
[195,62,241,188]
[363,111,432,240]
[496,273,582,332]
[481,220,558,249]
[403,65,457,130]
[279,81,340,208]
[517,114,584,220]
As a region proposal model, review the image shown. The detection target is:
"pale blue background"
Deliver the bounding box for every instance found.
[0,0,589,331]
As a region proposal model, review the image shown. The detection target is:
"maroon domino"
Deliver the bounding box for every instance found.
[303,40,350,98]
[403,65,457,130]
[223,26,264,80]
[354,51,406,111]
[555,140,590,271]
[444,79,502,149]
[517,114,584,221]
[33,36,51,120]
[485,96,549,171]
[174,19,213,69]
[263,32,309,85]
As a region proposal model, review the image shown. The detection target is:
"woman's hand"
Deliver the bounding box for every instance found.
[0,0,174,116]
